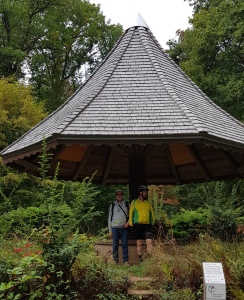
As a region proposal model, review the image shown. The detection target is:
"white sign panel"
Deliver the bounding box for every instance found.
[203,263,226,300]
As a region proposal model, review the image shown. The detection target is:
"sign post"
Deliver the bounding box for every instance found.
[203,262,226,300]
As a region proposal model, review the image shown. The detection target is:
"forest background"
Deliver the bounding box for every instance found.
[0,0,244,299]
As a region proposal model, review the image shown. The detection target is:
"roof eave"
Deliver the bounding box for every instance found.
[1,132,244,164]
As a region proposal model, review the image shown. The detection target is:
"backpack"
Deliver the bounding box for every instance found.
[110,201,129,222]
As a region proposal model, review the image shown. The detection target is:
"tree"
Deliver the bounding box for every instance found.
[0,78,47,149]
[0,0,55,78]
[167,0,244,121]
[0,0,123,112]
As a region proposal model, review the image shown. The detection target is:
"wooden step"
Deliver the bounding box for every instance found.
[129,276,154,282]
[127,276,159,296]
[127,289,156,295]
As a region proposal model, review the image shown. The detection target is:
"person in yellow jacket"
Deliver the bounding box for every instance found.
[129,185,155,262]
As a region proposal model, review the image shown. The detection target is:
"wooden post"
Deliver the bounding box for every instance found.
[129,154,147,201]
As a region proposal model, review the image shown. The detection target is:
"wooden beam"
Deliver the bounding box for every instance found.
[134,144,140,154]
[105,177,176,184]
[238,165,244,176]
[138,145,147,153]
[143,144,156,155]
[129,154,147,200]
[49,145,66,167]
[110,145,124,155]
[15,159,39,173]
[187,145,211,181]
[147,178,177,184]
[218,148,244,177]
[218,148,239,168]
[116,145,131,155]
[51,145,66,161]
[166,146,181,185]
[102,147,115,184]
[105,178,129,183]
[72,145,94,181]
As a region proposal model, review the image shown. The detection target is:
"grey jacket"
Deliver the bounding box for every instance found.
[108,200,129,233]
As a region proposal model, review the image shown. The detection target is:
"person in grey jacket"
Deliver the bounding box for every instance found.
[108,190,130,264]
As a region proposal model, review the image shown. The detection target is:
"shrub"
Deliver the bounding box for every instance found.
[207,207,238,242]
[0,204,73,237]
[0,239,90,300]
[206,181,244,242]
[0,147,104,299]
[170,208,209,243]
[73,252,128,300]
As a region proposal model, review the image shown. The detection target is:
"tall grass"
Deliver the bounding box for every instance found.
[1,233,244,299]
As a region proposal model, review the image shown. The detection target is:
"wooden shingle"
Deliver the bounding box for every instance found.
[1,22,244,191]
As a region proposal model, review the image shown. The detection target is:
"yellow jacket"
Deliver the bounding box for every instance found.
[129,199,155,225]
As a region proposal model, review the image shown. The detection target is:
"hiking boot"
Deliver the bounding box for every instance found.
[123,261,130,266]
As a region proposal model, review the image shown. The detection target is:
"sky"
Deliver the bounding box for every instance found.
[90,0,193,49]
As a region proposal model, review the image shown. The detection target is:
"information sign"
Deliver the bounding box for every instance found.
[203,262,226,300]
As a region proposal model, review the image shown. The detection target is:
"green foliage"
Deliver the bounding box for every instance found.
[0,204,73,237]
[38,139,54,180]
[0,157,128,236]
[160,289,195,300]
[0,159,46,212]
[0,149,100,299]
[151,186,165,221]
[0,242,81,299]
[167,0,244,121]
[172,180,244,210]
[0,78,47,149]
[150,185,180,218]
[33,150,97,272]
[0,255,46,299]
[73,252,129,300]
[63,183,129,234]
[230,256,244,291]
[170,181,244,242]
[0,0,123,112]
[207,206,239,242]
[1,231,244,298]
[69,176,102,234]
[205,182,244,241]
[149,186,177,240]
[171,208,209,242]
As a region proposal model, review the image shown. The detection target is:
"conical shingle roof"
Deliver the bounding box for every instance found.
[1,25,244,189]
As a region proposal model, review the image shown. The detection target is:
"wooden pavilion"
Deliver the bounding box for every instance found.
[1,15,244,199]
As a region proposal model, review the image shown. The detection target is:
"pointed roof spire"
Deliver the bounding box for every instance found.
[135,12,148,28]
[125,11,149,31]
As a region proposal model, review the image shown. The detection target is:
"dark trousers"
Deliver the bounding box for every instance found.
[112,227,128,263]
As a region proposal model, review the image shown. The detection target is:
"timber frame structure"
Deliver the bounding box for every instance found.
[1,16,244,199]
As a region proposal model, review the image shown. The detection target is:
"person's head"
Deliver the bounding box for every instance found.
[138,185,149,200]
[115,190,124,202]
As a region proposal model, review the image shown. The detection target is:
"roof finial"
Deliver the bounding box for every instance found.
[136,12,148,28]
